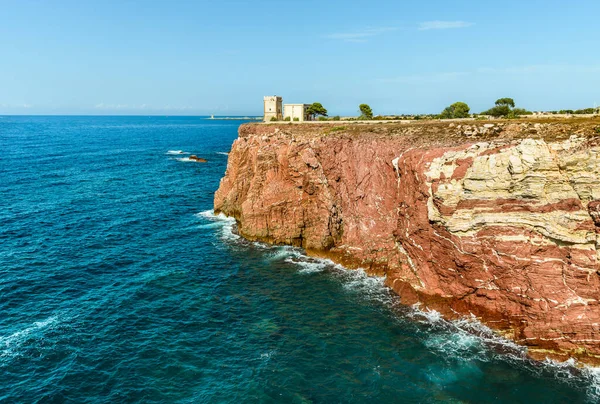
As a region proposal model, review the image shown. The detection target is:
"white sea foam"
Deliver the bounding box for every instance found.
[195,210,238,241]
[582,366,600,400]
[166,150,189,155]
[196,210,235,223]
[424,330,481,357]
[536,358,600,401]
[264,246,296,262]
[284,254,330,274]
[409,305,600,401]
[215,152,229,156]
[265,246,393,308]
[341,269,386,294]
[260,350,276,360]
[0,316,61,363]
[257,243,392,304]
[195,222,224,230]
[410,307,526,360]
[270,248,344,275]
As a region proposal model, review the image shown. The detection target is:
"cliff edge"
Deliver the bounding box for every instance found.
[215,118,600,365]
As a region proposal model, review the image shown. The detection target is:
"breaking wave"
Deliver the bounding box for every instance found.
[195,210,239,242]
[410,306,600,401]
[174,157,200,163]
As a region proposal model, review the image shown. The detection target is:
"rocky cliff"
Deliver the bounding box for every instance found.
[214,118,600,364]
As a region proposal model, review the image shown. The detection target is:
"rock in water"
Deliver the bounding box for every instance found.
[189,155,207,163]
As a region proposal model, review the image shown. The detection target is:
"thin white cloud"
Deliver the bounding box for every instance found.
[379,64,600,84]
[325,27,398,43]
[418,21,473,31]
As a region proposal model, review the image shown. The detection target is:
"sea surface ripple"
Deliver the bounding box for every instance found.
[0,116,598,403]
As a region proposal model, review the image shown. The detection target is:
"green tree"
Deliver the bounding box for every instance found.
[482,97,523,117]
[440,102,470,119]
[359,104,373,119]
[306,102,328,120]
[495,98,515,108]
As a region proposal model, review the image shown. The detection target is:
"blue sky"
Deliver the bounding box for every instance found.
[1,0,599,115]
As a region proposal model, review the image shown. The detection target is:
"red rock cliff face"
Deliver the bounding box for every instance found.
[214,120,600,364]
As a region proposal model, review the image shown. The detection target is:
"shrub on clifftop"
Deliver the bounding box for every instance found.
[359,104,373,120]
[512,108,533,116]
[440,102,470,119]
[482,97,530,118]
[483,105,511,117]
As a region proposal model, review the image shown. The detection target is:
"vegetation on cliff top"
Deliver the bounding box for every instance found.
[440,102,471,119]
[268,97,597,123]
[480,98,532,118]
[551,108,599,115]
[306,102,328,120]
[359,104,374,120]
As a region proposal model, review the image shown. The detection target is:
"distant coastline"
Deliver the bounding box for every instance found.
[206,115,262,121]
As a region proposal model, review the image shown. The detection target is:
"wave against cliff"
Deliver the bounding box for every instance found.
[215,118,600,365]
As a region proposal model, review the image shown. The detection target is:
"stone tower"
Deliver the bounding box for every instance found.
[264,96,283,122]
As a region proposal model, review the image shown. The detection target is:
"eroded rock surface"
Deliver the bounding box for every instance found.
[215,119,600,364]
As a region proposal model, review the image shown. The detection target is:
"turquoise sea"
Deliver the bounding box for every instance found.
[1,115,599,403]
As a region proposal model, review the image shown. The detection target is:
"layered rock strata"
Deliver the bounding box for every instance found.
[214,119,600,364]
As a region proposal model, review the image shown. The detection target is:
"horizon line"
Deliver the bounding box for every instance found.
[0,114,264,117]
